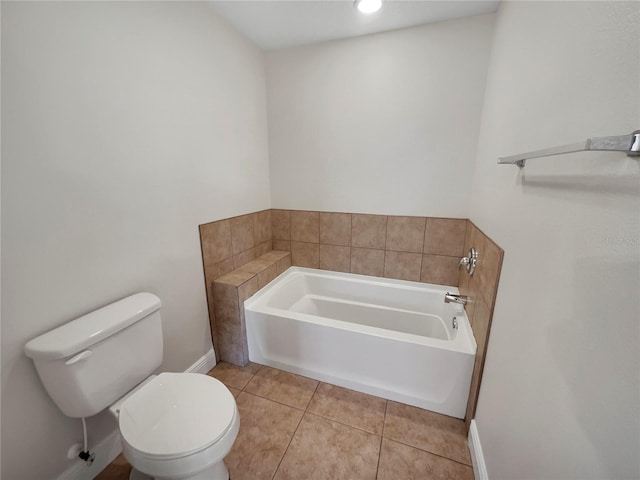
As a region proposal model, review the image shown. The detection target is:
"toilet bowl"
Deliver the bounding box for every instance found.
[114,373,240,480]
[24,293,239,480]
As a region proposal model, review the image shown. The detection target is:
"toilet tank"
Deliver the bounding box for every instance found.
[25,293,163,418]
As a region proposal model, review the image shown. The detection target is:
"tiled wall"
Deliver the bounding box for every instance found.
[199,210,272,357]
[271,209,467,285]
[213,251,291,365]
[458,222,504,430]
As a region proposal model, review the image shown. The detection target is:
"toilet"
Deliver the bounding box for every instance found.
[24,293,239,480]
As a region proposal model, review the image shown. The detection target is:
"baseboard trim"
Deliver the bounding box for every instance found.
[56,429,122,480]
[469,419,489,480]
[185,347,217,374]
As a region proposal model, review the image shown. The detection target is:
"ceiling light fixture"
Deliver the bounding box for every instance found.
[355,0,382,15]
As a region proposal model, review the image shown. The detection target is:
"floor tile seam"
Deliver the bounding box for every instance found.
[254,365,321,388]
[374,401,388,479]
[303,380,322,412]
[270,404,306,480]
[305,408,383,436]
[380,400,388,438]
[303,411,384,438]
[240,390,308,412]
[235,374,255,392]
[380,436,473,467]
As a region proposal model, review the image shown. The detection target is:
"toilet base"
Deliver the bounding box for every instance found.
[129,461,229,480]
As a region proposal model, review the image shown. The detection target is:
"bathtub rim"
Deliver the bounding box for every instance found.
[244,266,477,355]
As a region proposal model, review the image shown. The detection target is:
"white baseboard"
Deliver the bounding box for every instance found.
[469,419,489,480]
[185,347,217,374]
[56,429,122,480]
[56,347,218,480]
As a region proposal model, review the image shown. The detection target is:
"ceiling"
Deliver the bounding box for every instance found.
[207,1,501,51]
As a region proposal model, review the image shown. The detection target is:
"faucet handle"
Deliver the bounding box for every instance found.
[459,247,479,276]
[457,257,470,270]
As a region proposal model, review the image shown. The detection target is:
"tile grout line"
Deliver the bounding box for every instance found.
[303,410,386,442]
[381,436,473,468]
[306,380,322,412]
[375,400,389,479]
[269,382,319,480]
[303,408,385,437]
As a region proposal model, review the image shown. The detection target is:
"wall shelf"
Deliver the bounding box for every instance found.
[498,131,640,167]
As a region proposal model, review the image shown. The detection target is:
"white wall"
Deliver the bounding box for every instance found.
[266,14,494,217]
[470,2,639,479]
[1,2,269,479]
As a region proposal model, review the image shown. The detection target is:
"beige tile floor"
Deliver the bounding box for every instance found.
[97,362,473,480]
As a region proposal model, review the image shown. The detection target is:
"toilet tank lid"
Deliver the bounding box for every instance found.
[25,293,161,361]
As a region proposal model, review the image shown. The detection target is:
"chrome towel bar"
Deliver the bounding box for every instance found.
[498,130,640,167]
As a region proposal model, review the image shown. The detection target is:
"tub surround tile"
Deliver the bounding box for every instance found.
[291,241,320,268]
[255,240,272,257]
[476,236,503,309]
[319,244,351,273]
[257,264,277,289]
[466,298,491,422]
[207,361,260,390]
[377,438,473,480]
[457,221,503,432]
[233,248,256,270]
[227,392,304,480]
[290,210,320,243]
[463,297,476,327]
[203,262,217,299]
[307,383,386,435]
[238,277,259,303]
[211,257,235,283]
[424,218,467,257]
[264,210,473,288]
[469,222,486,261]
[253,210,272,244]
[260,250,291,264]
[200,219,233,265]
[213,282,239,320]
[421,254,459,286]
[230,214,256,255]
[276,255,292,275]
[238,255,276,275]
[245,366,319,410]
[384,401,471,466]
[272,209,291,240]
[320,212,351,246]
[385,216,426,253]
[216,314,249,365]
[351,214,387,249]
[273,413,380,480]
[457,222,481,300]
[350,247,385,277]
[272,239,291,252]
[216,269,255,287]
[384,251,422,282]
[213,250,291,366]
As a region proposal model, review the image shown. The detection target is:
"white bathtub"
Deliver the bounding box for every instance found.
[244,267,476,418]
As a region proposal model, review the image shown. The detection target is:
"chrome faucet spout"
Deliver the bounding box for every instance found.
[444,292,469,305]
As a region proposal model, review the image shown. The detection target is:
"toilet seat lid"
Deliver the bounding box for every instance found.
[119,372,236,459]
